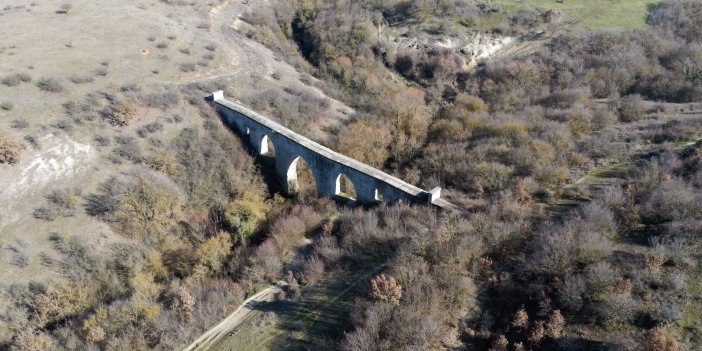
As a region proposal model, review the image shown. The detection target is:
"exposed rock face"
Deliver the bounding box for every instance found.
[384,31,514,69]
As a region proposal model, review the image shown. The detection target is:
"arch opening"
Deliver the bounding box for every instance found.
[260,135,276,157]
[287,156,318,199]
[374,189,385,202]
[335,173,357,200]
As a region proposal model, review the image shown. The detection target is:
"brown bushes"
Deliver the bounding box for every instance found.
[33,188,81,221]
[335,121,391,168]
[618,94,645,122]
[36,77,65,93]
[1,73,31,87]
[370,274,402,305]
[11,331,55,351]
[104,99,138,126]
[0,134,24,164]
[645,325,679,351]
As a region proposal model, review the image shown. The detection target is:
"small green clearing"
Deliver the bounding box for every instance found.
[209,258,386,351]
[485,0,659,30]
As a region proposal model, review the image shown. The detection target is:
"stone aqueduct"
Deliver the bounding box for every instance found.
[208,91,450,208]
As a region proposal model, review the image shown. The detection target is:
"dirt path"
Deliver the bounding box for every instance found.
[248,261,389,350]
[183,258,388,351]
[182,282,286,351]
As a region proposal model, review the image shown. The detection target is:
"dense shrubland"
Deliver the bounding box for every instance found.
[225,0,702,350]
[331,143,702,350]
[243,0,702,202]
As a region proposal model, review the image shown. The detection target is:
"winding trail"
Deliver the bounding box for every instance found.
[182,260,388,351]
[182,282,286,351]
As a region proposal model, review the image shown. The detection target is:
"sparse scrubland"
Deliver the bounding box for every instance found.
[1,0,701,351]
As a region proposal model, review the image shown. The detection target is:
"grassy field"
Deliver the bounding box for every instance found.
[486,0,659,30]
[209,258,387,351]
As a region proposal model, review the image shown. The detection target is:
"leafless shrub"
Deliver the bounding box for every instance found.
[1,101,14,111]
[156,41,169,49]
[339,210,380,250]
[34,188,81,220]
[94,135,110,147]
[23,135,39,149]
[579,200,617,238]
[558,275,585,312]
[68,75,94,84]
[641,177,702,222]
[650,295,684,323]
[1,73,30,86]
[241,241,281,292]
[57,3,72,14]
[178,47,191,55]
[602,186,626,209]
[312,236,343,263]
[139,91,179,109]
[268,215,306,256]
[590,292,639,324]
[2,76,20,87]
[120,83,140,93]
[527,219,613,278]
[664,272,687,291]
[94,67,108,76]
[39,251,57,268]
[136,122,163,138]
[11,118,28,129]
[37,77,65,92]
[591,105,618,130]
[645,325,679,351]
[618,94,645,122]
[62,96,98,118]
[180,63,197,72]
[8,241,29,268]
[103,99,137,126]
[11,331,55,351]
[299,255,325,285]
[55,119,74,132]
[112,136,142,162]
[608,333,642,351]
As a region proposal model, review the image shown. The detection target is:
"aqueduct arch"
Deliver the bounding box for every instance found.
[208,91,448,208]
[259,135,274,156]
[334,173,357,200]
[286,156,319,195]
